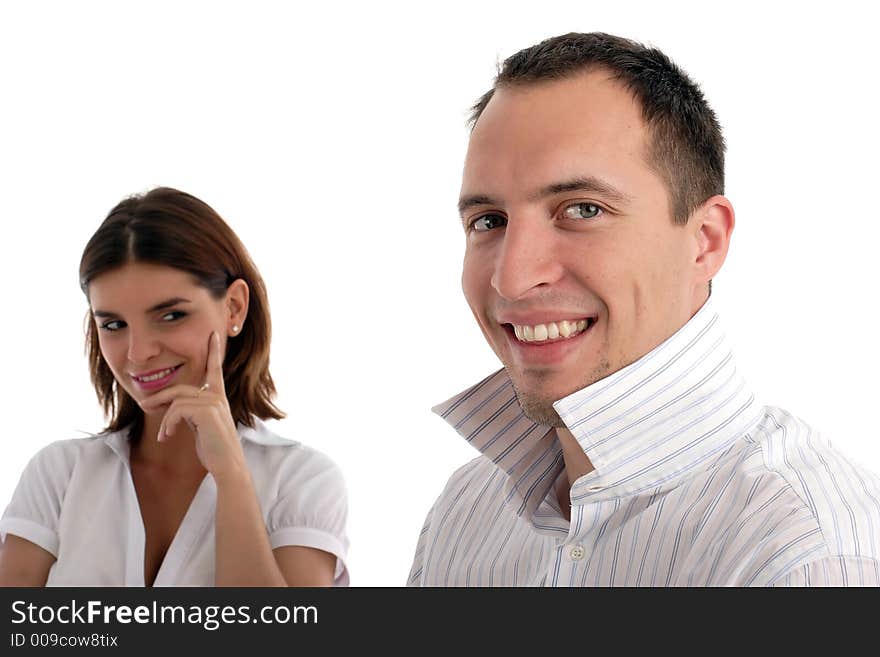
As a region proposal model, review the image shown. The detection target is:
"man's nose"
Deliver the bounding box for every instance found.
[127,328,160,365]
[490,216,564,300]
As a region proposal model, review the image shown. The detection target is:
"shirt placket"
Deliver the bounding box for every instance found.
[547,496,620,587]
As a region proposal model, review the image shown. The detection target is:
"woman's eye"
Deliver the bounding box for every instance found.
[561,202,602,220]
[471,213,507,232]
[161,311,186,322]
[100,320,125,331]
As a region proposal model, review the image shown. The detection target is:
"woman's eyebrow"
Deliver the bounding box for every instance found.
[92,297,192,318]
[146,297,192,313]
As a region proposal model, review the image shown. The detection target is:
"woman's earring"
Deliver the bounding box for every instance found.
[232,325,240,334]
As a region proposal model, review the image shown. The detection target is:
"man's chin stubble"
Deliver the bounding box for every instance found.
[507,359,612,427]
[516,393,566,427]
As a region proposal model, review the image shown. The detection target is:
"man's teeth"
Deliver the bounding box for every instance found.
[512,319,590,343]
[136,367,176,382]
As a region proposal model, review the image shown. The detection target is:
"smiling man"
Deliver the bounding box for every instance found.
[408,32,880,587]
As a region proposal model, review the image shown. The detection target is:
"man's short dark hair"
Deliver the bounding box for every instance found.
[470,32,725,224]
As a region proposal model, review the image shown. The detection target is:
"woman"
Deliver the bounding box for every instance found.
[0,187,349,586]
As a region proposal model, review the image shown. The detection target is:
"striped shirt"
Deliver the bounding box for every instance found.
[408,298,880,586]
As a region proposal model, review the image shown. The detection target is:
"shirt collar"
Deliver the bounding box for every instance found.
[99,417,288,464]
[433,296,764,519]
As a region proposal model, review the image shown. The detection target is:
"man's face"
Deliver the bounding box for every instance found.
[460,71,705,426]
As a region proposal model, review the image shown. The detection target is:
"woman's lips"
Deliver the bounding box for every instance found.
[130,364,182,392]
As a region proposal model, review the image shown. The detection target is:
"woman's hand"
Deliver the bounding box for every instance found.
[139,331,247,481]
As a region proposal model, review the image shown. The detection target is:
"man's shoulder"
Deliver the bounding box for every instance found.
[433,454,505,501]
[731,405,880,559]
[749,405,880,486]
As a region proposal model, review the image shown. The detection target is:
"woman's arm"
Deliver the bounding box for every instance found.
[273,546,336,586]
[142,333,338,587]
[0,535,55,586]
[214,470,336,586]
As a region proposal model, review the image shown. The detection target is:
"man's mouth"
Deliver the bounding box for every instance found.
[509,317,596,343]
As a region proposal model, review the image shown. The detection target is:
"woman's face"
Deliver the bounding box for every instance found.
[87,262,247,412]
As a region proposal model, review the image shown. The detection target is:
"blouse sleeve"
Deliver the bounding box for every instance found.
[0,441,76,557]
[265,447,350,586]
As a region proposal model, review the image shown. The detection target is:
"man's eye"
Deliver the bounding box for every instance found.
[161,311,187,322]
[561,202,602,220]
[471,214,507,232]
[100,320,125,331]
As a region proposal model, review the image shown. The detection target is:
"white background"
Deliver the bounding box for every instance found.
[1,0,878,586]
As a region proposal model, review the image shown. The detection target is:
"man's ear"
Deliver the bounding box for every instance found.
[225,278,250,336]
[691,195,735,287]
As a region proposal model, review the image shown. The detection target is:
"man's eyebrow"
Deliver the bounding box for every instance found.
[457,177,631,217]
[458,194,501,216]
[533,177,632,204]
[92,297,192,318]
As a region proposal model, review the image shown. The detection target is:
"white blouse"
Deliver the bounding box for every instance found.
[0,419,349,586]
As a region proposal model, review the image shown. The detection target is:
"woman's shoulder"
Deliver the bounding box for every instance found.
[238,419,346,488]
[21,429,128,475]
[4,429,130,533]
[238,419,302,449]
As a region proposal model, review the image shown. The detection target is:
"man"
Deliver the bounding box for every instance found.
[408,32,880,586]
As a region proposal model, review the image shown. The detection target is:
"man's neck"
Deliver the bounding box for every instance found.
[554,426,594,520]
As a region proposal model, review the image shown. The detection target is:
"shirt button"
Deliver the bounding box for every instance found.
[569,544,585,561]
